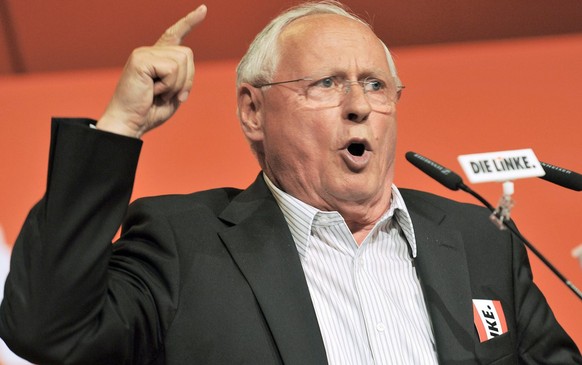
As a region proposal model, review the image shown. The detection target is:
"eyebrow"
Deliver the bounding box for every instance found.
[309,70,392,83]
[315,65,391,77]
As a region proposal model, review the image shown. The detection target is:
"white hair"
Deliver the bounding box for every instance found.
[236,1,401,88]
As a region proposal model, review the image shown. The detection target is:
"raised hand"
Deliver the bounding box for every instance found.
[97,5,207,138]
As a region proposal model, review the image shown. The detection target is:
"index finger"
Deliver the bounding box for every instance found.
[155,4,207,46]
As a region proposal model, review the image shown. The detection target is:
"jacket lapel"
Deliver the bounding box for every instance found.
[216,180,478,363]
[217,175,328,365]
[404,192,476,363]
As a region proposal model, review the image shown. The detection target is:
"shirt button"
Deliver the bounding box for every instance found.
[376,323,386,332]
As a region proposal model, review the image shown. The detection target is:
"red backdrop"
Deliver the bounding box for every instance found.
[0,34,581,360]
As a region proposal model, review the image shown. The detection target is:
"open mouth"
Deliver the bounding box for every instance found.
[341,140,371,171]
[347,143,366,157]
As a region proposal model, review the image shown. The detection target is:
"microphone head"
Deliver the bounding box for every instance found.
[539,161,582,191]
[406,151,464,191]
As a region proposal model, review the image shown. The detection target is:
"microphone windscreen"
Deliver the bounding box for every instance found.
[406,151,463,191]
[540,162,582,191]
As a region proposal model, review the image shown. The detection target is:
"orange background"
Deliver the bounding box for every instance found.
[1,34,581,358]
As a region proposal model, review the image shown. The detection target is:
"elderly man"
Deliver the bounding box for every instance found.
[1,1,580,364]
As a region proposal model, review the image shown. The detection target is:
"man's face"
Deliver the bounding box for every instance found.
[255,14,398,215]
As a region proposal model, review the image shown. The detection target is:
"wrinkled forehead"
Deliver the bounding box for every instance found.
[276,14,390,77]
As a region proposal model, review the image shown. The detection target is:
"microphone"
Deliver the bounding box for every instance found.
[405,151,582,300]
[405,151,494,210]
[539,161,582,191]
[405,152,464,191]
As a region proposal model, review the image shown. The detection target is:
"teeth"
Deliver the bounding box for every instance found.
[348,143,365,156]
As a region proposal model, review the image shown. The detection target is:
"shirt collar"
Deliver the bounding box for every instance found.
[263,173,417,258]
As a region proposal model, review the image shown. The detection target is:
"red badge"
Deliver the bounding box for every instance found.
[472,299,508,342]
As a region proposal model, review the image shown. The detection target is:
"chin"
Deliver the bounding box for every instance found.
[336,183,385,203]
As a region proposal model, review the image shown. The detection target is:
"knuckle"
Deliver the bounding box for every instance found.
[168,61,180,74]
[175,48,191,63]
[129,47,150,61]
[183,47,194,58]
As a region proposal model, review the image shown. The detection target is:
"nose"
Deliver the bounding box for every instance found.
[342,81,372,123]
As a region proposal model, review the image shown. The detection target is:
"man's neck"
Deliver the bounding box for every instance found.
[340,201,391,245]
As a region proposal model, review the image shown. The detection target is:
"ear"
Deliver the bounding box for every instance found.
[237,83,265,144]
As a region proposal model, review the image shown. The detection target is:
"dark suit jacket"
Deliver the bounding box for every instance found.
[1,118,580,364]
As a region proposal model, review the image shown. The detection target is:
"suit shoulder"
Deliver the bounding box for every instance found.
[399,188,491,220]
[128,187,244,217]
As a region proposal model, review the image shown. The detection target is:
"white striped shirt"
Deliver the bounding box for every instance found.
[264,175,439,364]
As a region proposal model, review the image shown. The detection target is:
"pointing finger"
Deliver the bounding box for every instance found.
[155,4,207,47]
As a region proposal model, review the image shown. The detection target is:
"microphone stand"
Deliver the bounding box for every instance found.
[405,151,582,301]
[457,181,582,300]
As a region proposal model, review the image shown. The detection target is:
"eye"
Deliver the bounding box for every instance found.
[363,79,384,92]
[314,76,336,88]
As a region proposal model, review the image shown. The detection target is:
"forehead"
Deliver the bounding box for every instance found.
[276,13,389,75]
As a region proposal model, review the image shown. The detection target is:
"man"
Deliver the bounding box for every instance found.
[1,1,580,364]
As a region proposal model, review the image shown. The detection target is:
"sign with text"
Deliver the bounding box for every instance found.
[458,149,545,183]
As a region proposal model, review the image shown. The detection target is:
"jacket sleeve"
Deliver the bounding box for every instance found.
[0,118,172,364]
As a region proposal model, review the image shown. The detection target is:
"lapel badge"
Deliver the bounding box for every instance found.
[472,299,508,342]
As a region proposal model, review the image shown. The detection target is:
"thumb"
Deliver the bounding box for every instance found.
[155,4,207,47]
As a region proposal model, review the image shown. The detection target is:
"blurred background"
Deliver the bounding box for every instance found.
[1,0,581,363]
